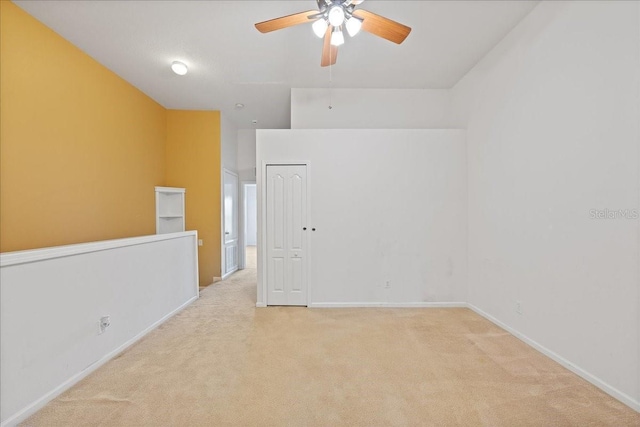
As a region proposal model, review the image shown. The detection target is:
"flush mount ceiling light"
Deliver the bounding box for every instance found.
[255,0,411,67]
[171,61,188,76]
[234,103,245,110]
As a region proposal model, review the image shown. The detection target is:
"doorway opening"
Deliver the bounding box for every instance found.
[241,182,257,270]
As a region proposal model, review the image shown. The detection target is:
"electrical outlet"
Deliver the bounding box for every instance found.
[198,239,203,246]
[99,315,111,334]
[515,301,522,315]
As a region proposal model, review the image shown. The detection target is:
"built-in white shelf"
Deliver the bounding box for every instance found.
[155,186,185,234]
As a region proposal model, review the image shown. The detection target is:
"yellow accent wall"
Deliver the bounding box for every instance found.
[166,111,222,285]
[1,2,223,283]
[0,1,166,252]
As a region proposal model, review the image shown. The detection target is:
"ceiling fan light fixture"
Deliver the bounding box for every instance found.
[345,16,363,37]
[171,61,188,76]
[254,0,412,67]
[312,18,328,38]
[330,27,344,46]
[328,5,345,27]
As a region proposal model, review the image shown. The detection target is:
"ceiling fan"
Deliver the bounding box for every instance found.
[255,0,411,67]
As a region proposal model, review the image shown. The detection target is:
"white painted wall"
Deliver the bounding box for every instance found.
[221,113,238,173]
[237,129,256,182]
[452,0,640,410]
[0,232,199,426]
[291,88,455,129]
[256,129,467,307]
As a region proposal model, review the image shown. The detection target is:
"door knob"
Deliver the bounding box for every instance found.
[312,228,316,231]
[303,227,307,230]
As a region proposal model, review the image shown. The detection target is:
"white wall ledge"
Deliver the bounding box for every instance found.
[0,231,197,267]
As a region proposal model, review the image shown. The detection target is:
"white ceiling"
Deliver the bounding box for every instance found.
[14,0,539,130]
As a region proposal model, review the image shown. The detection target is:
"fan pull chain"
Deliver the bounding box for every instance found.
[328,45,333,110]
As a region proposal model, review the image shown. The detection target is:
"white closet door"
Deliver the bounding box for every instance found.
[266,165,308,306]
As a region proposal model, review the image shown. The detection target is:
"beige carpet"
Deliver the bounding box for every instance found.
[24,260,639,426]
[245,245,257,269]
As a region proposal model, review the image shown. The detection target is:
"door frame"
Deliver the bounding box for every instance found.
[221,168,239,280]
[258,160,311,307]
[239,180,256,270]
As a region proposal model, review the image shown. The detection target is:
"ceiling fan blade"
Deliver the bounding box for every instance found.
[255,10,318,33]
[352,9,411,44]
[321,26,338,67]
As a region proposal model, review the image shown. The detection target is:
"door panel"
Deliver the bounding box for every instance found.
[266,165,307,306]
[291,257,303,292]
[272,257,285,292]
[272,174,285,250]
[291,174,303,250]
[225,246,237,273]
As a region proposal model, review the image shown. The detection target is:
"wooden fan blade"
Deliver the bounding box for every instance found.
[352,9,411,44]
[321,26,338,67]
[255,10,318,33]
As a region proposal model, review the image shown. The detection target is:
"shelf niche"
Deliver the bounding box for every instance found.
[155,186,185,234]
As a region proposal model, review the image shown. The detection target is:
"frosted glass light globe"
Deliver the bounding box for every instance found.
[330,28,344,46]
[346,17,363,37]
[312,18,328,38]
[328,6,345,27]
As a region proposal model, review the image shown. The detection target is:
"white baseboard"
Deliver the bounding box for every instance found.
[1,295,199,427]
[467,303,640,413]
[255,302,266,308]
[221,268,238,281]
[309,302,467,308]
